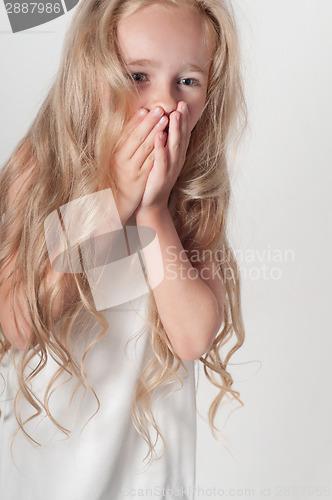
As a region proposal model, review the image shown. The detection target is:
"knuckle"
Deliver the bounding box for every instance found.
[130,133,145,145]
[147,151,155,162]
[140,140,153,154]
[171,142,180,153]
[131,171,140,182]
[142,154,154,169]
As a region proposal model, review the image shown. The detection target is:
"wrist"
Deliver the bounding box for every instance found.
[135,203,169,224]
[115,199,132,227]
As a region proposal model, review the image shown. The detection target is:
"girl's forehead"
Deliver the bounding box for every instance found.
[117,4,214,62]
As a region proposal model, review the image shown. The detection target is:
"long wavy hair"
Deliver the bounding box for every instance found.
[0,0,247,464]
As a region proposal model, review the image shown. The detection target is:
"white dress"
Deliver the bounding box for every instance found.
[0,218,198,500]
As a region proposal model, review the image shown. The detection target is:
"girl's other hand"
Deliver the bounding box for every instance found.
[135,101,191,214]
[111,106,169,224]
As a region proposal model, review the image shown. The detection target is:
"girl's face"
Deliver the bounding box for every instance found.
[116,4,214,133]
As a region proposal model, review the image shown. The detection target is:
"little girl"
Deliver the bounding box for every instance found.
[0,0,247,498]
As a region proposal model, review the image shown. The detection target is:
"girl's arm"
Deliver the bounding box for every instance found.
[0,173,77,350]
[134,102,224,362]
[136,205,224,362]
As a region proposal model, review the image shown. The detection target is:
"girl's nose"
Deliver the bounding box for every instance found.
[149,85,178,117]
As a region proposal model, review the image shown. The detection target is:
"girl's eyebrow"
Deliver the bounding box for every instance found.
[126,58,207,75]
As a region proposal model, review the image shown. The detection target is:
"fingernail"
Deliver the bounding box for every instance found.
[139,108,148,117]
[159,116,168,125]
[182,102,188,112]
[152,106,163,116]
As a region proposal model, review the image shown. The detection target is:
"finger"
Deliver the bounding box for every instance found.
[176,101,191,164]
[179,101,189,139]
[167,110,181,170]
[132,114,168,169]
[154,132,168,175]
[125,107,167,159]
[140,130,167,173]
[114,108,148,152]
[126,108,149,137]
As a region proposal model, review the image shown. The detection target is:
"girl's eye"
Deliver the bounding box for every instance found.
[128,72,148,83]
[127,73,200,86]
[178,77,200,86]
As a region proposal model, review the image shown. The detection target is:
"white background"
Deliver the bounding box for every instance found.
[1,1,331,499]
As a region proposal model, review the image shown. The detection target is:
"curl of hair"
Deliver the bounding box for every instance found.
[0,0,247,465]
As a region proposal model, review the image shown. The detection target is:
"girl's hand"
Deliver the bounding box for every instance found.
[111,106,169,223]
[135,101,191,214]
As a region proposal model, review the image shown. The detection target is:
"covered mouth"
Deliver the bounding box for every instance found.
[164,124,169,134]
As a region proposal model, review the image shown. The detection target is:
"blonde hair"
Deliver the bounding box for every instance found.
[0,0,247,464]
